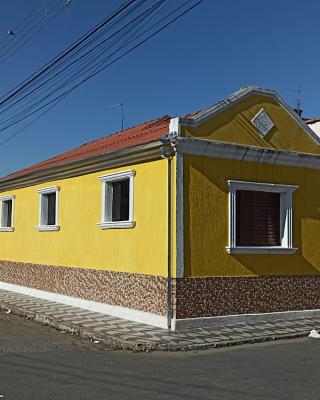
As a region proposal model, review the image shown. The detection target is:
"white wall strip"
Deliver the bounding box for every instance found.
[0,281,168,329]
[172,309,320,330]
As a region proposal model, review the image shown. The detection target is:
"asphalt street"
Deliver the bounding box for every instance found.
[0,312,319,400]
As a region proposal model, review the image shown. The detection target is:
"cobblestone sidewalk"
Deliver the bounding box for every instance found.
[0,288,318,351]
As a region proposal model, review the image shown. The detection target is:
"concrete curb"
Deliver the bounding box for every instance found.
[0,302,311,352]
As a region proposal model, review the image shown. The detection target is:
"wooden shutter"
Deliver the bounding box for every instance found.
[236,190,280,246]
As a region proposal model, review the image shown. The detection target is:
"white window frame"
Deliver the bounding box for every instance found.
[97,170,135,229]
[226,180,298,254]
[0,195,15,232]
[36,186,60,231]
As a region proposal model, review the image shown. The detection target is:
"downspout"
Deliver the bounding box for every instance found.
[167,156,172,329]
[160,139,174,329]
[160,118,180,329]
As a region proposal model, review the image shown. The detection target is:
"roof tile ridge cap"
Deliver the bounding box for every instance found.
[80,114,172,147]
[73,120,172,154]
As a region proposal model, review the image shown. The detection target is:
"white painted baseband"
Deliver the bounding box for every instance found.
[172,309,320,330]
[0,281,168,329]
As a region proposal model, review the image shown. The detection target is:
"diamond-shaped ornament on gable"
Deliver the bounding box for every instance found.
[251,108,275,136]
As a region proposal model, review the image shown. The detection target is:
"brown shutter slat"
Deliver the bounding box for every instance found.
[236,190,280,246]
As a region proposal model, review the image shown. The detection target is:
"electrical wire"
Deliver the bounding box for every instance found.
[0,0,204,147]
[0,0,153,116]
[0,0,52,46]
[0,0,139,106]
[0,2,198,125]
[0,0,203,133]
[0,0,68,66]
[0,0,167,126]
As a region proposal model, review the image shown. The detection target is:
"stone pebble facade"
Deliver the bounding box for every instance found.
[1,260,320,320]
[0,260,168,316]
[175,276,320,319]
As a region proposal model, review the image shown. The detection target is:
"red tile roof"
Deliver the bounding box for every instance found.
[0,115,171,182]
[304,117,320,124]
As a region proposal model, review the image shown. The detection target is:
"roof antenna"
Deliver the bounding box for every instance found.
[106,103,125,131]
[288,85,302,116]
[296,84,302,116]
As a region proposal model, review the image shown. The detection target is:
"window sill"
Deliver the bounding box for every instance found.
[36,225,60,232]
[0,227,14,232]
[226,246,298,254]
[97,221,136,230]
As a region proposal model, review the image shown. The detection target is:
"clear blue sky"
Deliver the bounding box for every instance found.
[0,0,319,176]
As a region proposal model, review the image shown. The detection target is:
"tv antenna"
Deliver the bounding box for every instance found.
[106,103,125,131]
[288,85,302,116]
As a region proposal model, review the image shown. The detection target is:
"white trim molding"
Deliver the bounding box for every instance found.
[0,194,15,232]
[0,141,162,193]
[176,137,320,170]
[36,186,60,232]
[172,309,320,330]
[97,221,136,230]
[227,180,298,254]
[169,117,180,139]
[98,169,135,230]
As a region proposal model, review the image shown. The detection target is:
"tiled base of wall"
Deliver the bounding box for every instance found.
[0,260,167,316]
[2,260,320,324]
[175,275,320,319]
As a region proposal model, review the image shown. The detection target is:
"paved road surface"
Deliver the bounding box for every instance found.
[0,312,319,399]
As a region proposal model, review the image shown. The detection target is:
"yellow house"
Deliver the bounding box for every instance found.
[1,86,320,330]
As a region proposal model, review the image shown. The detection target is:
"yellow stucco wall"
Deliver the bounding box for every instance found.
[182,95,320,154]
[0,158,175,277]
[184,154,320,277]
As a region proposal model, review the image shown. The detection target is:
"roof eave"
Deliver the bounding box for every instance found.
[0,140,164,192]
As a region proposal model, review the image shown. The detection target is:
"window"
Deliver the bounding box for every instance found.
[0,195,15,232]
[227,180,298,254]
[236,190,280,247]
[98,170,135,229]
[36,186,60,231]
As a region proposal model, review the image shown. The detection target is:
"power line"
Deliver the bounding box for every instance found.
[0,0,155,117]
[0,1,198,125]
[0,0,69,66]
[0,0,52,46]
[0,0,204,147]
[0,0,139,107]
[0,0,202,134]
